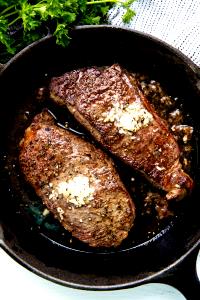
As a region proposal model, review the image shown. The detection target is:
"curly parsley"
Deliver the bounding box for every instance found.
[0,0,136,61]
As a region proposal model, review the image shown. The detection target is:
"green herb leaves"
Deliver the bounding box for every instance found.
[54,23,70,47]
[123,7,136,23]
[0,0,136,60]
[0,17,15,54]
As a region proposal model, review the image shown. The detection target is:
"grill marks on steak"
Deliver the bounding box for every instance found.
[19,111,135,248]
[49,64,193,200]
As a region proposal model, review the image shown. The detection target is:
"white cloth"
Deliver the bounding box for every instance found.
[109,0,200,67]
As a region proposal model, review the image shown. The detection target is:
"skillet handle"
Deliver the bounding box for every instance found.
[158,247,200,300]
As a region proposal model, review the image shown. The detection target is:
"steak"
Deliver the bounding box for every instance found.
[19,111,135,248]
[49,64,193,200]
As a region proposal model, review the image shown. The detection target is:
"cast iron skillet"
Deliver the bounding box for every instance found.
[0,25,200,296]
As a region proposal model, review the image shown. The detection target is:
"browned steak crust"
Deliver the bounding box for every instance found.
[49,64,193,200]
[19,111,135,248]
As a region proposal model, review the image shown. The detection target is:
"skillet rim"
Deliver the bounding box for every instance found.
[1,25,200,75]
[0,225,199,290]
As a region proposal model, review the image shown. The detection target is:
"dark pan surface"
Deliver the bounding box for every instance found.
[0,25,200,289]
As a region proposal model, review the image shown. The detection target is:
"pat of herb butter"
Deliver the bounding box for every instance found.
[103,100,153,134]
[49,175,94,207]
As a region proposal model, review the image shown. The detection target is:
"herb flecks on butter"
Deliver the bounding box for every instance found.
[103,100,153,134]
[49,175,94,207]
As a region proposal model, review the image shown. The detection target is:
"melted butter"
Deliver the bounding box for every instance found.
[49,175,94,207]
[103,100,153,134]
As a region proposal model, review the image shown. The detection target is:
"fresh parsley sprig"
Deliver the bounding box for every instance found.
[0,0,136,60]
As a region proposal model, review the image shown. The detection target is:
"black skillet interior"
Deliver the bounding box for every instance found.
[0,25,200,289]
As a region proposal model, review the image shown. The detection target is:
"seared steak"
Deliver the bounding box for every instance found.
[19,111,135,248]
[49,64,193,200]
